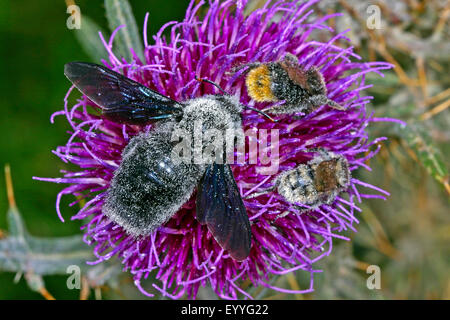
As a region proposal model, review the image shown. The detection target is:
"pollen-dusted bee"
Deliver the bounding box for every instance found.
[64,62,253,261]
[242,53,345,115]
[247,149,351,212]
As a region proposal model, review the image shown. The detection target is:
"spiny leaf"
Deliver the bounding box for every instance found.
[73,15,108,62]
[2,165,129,299]
[24,272,45,292]
[7,206,27,240]
[1,165,94,276]
[0,209,94,275]
[105,0,145,62]
[4,165,26,238]
[395,121,448,190]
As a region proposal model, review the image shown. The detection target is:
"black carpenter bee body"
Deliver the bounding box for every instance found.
[247,149,351,212]
[64,62,251,261]
[243,53,345,115]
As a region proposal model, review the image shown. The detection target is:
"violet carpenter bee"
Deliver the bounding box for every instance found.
[64,62,268,261]
[241,53,345,115]
[247,149,351,213]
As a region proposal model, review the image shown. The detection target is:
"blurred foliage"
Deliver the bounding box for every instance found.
[0,0,448,299]
[308,0,450,300]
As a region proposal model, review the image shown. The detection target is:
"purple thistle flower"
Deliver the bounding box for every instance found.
[35,0,400,299]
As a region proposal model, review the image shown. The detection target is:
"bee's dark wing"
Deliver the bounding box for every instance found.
[196,163,251,261]
[64,62,183,124]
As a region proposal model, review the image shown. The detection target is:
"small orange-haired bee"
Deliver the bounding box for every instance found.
[242,54,345,115]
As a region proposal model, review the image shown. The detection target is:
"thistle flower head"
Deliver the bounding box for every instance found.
[36,0,398,299]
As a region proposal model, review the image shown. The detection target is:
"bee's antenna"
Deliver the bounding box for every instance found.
[243,106,278,123]
[195,76,228,95]
[195,76,278,123]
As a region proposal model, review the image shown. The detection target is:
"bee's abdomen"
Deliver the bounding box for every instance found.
[270,64,309,104]
[102,130,203,237]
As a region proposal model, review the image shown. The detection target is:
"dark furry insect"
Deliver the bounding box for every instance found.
[242,53,345,115]
[247,149,351,213]
[64,62,254,261]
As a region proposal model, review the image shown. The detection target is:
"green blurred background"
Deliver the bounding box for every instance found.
[0,0,448,299]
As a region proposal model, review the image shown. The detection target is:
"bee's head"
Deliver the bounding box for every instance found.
[245,64,276,102]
